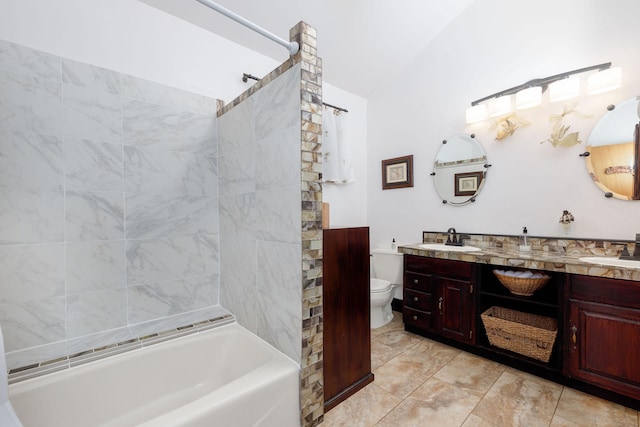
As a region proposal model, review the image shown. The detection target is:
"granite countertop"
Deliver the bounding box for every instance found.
[399,242,640,282]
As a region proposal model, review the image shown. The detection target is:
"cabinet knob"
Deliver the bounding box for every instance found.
[413,315,417,321]
[413,296,419,302]
[413,279,419,284]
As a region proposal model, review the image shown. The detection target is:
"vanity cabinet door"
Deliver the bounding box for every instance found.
[439,277,473,343]
[567,299,640,400]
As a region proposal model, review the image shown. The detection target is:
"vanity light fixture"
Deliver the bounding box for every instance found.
[465,104,488,123]
[588,67,622,94]
[465,62,619,124]
[515,86,542,109]
[549,76,580,102]
[487,96,512,117]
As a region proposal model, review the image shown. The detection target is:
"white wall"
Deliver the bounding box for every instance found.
[367,0,640,248]
[322,84,368,228]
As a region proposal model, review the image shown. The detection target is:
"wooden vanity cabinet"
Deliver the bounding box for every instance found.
[403,255,475,344]
[566,275,640,400]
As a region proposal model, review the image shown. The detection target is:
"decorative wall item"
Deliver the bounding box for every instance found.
[454,171,483,196]
[559,209,575,234]
[490,112,531,140]
[541,103,592,147]
[382,155,414,190]
[585,97,640,200]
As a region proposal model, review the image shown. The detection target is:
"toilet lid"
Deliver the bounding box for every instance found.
[370,278,391,292]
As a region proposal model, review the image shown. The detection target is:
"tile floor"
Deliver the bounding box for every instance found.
[323,312,640,427]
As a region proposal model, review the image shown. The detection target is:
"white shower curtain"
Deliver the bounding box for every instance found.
[322,106,354,183]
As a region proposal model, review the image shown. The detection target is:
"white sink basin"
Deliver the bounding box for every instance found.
[579,256,640,269]
[417,243,481,252]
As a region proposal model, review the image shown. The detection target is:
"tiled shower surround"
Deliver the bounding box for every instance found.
[217,63,303,363]
[0,38,227,369]
[0,21,325,427]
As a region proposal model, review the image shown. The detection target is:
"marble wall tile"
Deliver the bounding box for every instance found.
[219,193,256,239]
[0,69,62,136]
[219,237,257,333]
[127,305,229,339]
[0,39,61,81]
[256,241,302,362]
[217,97,254,157]
[124,146,217,196]
[0,297,65,352]
[121,74,218,116]
[256,186,301,244]
[0,244,65,302]
[255,126,300,191]
[126,235,219,286]
[218,145,255,196]
[62,58,121,95]
[66,240,126,294]
[0,39,226,369]
[252,64,300,140]
[0,189,64,244]
[65,191,125,242]
[67,289,127,338]
[0,129,63,191]
[65,326,132,357]
[64,138,124,192]
[123,100,217,155]
[127,274,218,324]
[62,83,122,143]
[5,341,67,371]
[125,193,218,239]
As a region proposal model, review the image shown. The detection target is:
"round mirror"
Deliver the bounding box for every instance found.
[432,134,489,205]
[586,97,640,200]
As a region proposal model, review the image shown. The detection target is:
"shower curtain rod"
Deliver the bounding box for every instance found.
[242,73,349,113]
[196,0,299,56]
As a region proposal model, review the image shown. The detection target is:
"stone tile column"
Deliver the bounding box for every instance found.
[290,21,324,427]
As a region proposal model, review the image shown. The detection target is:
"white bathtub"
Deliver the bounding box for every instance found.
[8,322,300,427]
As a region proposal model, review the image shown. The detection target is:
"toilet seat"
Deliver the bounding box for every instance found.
[370,278,392,293]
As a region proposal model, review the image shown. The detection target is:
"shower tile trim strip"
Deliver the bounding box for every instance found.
[7,314,235,384]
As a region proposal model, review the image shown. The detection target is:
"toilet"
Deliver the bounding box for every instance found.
[370,248,404,328]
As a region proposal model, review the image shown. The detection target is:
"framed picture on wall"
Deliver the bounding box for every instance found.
[382,155,413,190]
[454,171,483,196]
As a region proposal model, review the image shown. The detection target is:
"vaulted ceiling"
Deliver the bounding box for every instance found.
[141,0,475,97]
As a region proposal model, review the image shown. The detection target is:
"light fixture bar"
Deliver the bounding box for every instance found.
[470,62,611,106]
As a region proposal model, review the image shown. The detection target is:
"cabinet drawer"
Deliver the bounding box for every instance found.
[403,307,433,330]
[404,289,432,312]
[405,272,432,293]
[570,275,640,310]
[405,255,472,280]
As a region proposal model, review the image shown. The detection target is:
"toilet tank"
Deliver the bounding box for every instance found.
[371,248,403,285]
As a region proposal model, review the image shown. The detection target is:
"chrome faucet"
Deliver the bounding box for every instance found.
[446,228,458,246]
[619,233,640,260]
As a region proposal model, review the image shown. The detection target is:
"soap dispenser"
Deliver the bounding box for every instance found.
[391,238,396,250]
[519,227,531,252]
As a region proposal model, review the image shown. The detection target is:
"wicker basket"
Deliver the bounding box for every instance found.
[493,270,550,296]
[481,306,558,363]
